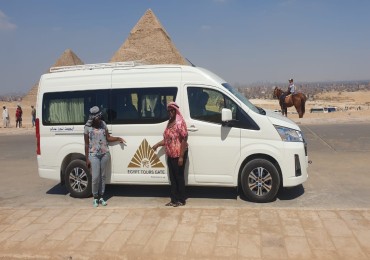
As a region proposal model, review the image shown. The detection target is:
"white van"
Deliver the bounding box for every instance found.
[36,62,308,203]
[310,107,328,113]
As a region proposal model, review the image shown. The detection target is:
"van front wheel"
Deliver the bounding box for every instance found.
[64,159,92,198]
[241,159,280,203]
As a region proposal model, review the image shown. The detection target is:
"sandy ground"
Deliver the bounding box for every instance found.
[250,98,370,125]
[1,100,37,135]
[1,91,370,136]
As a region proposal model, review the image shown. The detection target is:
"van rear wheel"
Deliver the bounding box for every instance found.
[64,159,92,198]
[241,159,280,203]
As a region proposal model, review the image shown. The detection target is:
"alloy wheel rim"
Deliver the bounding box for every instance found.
[69,167,88,192]
[248,167,272,196]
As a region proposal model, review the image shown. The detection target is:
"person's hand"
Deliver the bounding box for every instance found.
[118,137,126,144]
[178,157,184,166]
[152,144,158,152]
[86,159,91,168]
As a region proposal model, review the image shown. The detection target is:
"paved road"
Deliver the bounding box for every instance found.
[1,123,370,259]
[1,123,370,209]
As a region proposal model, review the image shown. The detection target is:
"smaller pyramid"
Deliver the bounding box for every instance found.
[50,48,84,68]
[110,9,187,65]
[23,49,84,104]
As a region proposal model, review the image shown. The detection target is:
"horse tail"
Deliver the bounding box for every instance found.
[301,94,306,116]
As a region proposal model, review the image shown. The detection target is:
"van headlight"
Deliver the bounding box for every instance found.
[274,125,303,142]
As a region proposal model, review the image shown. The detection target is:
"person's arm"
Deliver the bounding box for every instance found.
[178,136,188,166]
[84,133,91,168]
[103,121,125,143]
[106,129,125,143]
[152,139,165,152]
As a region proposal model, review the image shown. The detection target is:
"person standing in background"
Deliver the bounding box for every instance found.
[15,104,22,128]
[31,105,36,127]
[2,106,9,128]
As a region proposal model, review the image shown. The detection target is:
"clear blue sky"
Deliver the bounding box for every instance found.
[1,0,370,95]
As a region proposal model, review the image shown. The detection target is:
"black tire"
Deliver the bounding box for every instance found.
[64,159,92,198]
[241,158,280,203]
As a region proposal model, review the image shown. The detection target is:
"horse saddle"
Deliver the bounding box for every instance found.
[284,94,293,106]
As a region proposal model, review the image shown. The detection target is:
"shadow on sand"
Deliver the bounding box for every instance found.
[47,183,304,203]
[238,184,305,203]
[46,183,68,195]
[47,183,238,200]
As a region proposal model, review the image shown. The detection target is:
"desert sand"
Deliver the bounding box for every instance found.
[1,99,37,136]
[1,90,370,136]
[251,90,370,124]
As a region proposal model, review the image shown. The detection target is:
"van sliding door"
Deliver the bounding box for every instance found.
[110,68,181,184]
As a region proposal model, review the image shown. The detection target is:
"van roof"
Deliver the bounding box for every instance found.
[45,61,227,86]
[49,61,149,73]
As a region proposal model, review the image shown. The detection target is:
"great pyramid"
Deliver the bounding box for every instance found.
[22,49,84,104]
[110,9,187,65]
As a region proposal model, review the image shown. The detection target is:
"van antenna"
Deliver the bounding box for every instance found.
[186,58,196,67]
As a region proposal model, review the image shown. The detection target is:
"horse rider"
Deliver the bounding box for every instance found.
[287,78,296,96]
[280,78,296,109]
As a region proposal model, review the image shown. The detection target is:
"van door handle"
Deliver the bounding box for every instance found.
[187,125,198,132]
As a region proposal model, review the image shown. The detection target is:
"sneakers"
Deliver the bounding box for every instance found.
[174,201,185,207]
[99,198,107,206]
[93,198,107,207]
[165,201,185,207]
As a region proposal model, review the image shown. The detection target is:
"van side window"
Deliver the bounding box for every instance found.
[42,90,109,125]
[187,87,259,130]
[188,87,236,124]
[113,92,139,121]
[111,87,177,124]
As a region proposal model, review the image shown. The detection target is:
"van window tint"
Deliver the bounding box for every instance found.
[188,87,236,124]
[221,83,260,114]
[111,87,177,124]
[187,87,259,130]
[42,87,177,125]
[42,90,109,125]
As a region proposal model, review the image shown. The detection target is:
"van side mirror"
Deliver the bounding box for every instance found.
[221,108,233,126]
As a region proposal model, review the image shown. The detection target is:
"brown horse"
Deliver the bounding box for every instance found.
[273,87,307,118]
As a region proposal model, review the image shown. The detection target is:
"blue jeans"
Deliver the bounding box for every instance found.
[89,153,110,199]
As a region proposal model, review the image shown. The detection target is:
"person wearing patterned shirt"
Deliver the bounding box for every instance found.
[152,101,188,207]
[84,106,125,207]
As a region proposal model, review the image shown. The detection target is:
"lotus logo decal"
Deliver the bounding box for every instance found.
[128,139,165,168]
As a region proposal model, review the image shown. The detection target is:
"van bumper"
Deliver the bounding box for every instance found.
[38,167,60,181]
[283,170,308,187]
[281,143,309,187]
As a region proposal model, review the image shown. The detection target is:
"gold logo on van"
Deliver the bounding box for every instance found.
[128,139,165,168]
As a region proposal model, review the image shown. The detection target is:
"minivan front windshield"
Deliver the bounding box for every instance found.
[221,83,260,114]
